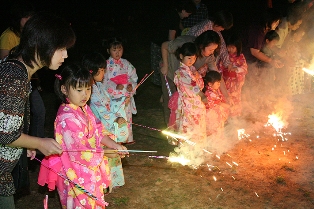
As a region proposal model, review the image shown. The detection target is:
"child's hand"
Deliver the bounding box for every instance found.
[117,145,129,158]
[125,97,130,105]
[127,84,133,92]
[27,149,36,160]
[116,84,124,90]
[115,117,127,128]
[201,97,208,104]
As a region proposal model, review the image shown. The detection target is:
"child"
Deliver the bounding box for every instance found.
[203,71,229,137]
[218,34,247,117]
[282,28,306,95]
[173,42,207,143]
[104,37,138,144]
[39,64,127,209]
[257,30,281,106]
[82,52,127,190]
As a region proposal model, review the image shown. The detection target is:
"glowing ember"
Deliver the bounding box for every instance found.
[302,67,314,75]
[162,130,196,146]
[237,129,250,140]
[168,155,190,165]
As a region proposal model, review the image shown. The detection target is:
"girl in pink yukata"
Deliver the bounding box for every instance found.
[47,64,127,209]
[173,42,207,143]
[218,34,247,117]
[104,37,138,144]
[203,71,230,137]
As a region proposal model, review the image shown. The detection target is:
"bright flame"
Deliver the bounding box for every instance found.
[266,113,285,132]
[302,67,314,75]
[237,129,250,140]
[162,130,196,146]
[168,155,190,165]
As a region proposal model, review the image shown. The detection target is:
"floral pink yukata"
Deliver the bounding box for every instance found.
[174,62,206,142]
[219,53,247,116]
[104,57,138,143]
[54,103,111,209]
[204,86,229,137]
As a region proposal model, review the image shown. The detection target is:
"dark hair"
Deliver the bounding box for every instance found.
[286,3,303,25]
[264,30,280,42]
[9,0,35,37]
[203,70,222,85]
[106,37,124,50]
[82,52,107,76]
[226,33,242,56]
[194,30,221,57]
[175,0,196,14]
[9,12,76,68]
[260,8,282,30]
[54,63,92,103]
[175,42,197,60]
[212,10,233,30]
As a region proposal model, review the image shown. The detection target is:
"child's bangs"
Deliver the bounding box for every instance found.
[67,73,92,89]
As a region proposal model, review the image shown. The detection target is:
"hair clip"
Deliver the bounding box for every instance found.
[89,70,93,74]
[55,74,62,80]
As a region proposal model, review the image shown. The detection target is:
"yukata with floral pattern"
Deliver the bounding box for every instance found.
[204,85,229,137]
[54,103,111,209]
[218,53,247,116]
[174,62,206,142]
[104,57,138,143]
[90,81,126,189]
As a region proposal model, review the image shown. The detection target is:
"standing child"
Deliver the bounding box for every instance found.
[39,64,127,209]
[82,52,127,190]
[257,30,281,107]
[203,71,229,138]
[173,42,207,143]
[104,37,138,144]
[218,34,247,117]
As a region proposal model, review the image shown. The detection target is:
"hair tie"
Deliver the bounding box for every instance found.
[89,70,93,74]
[55,74,62,80]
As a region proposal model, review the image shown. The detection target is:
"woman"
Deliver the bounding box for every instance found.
[0,12,75,208]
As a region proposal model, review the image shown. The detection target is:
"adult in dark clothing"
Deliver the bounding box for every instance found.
[0,12,74,208]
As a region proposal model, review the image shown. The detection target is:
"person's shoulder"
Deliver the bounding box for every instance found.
[0,61,27,77]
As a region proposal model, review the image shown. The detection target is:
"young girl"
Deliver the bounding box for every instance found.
[203,71,229,138]
[104,37,138,144]
[173,42,207,143]
[82,52,127,190]
[218,34,247,117]
[41,64,127,209]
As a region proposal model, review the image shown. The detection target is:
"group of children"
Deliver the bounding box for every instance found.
[38,38,137,208]
[169,34,247,146]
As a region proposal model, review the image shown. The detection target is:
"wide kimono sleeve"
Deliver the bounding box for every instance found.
[126,60,138,96]
[174,66,201,99]
[0,62,29,144]
[235,54,248,83]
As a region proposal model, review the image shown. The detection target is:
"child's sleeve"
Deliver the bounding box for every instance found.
[127,61,138,94]
[235,54,248,75]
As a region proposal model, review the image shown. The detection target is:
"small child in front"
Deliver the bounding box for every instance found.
[38,64,127,209]
[104,37,138,144]
[173,42,207,143]
[203,71,229,137]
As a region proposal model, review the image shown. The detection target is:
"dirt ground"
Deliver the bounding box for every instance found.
[11,1,314,208]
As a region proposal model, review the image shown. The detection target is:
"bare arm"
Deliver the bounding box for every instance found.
[0,49,9,60]
[8,133,62,156]
[250,48,283,68]
[160,41,170,76]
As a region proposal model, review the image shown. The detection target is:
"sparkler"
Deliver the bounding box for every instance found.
[132,71,154,93]
[302,67,314,75]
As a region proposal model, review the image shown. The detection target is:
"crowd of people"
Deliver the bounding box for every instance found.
[1,0,314,208]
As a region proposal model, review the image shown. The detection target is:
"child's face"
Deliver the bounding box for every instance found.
[201,43,218,57]
[180,54,197,67]
[108,45,123,60]
[209,80,221,90]
[93,67,106,82]
[61,83,91,107]
[227,45,237,55]
[265,39,278,49]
